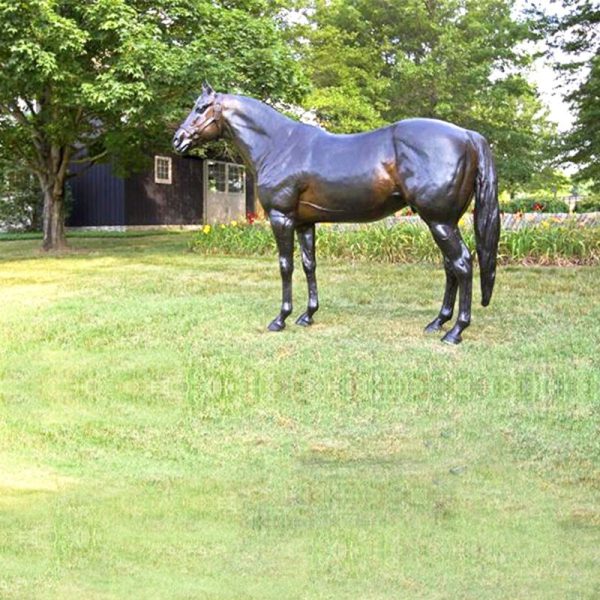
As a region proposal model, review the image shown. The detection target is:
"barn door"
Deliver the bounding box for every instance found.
[204,160,246,224]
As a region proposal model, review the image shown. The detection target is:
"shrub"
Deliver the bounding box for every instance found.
[574,196,600,213]
[501,197,570,213]
[0,165,42,231]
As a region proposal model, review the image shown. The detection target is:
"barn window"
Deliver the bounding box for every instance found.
[154,156,172,184]
[206,161,245,194]
[207,161,227,192]
[227,164,244,193]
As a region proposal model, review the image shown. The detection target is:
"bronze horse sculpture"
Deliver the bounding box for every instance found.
[173,83,500,344]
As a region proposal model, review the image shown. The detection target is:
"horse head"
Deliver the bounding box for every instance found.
[172,82,224,154]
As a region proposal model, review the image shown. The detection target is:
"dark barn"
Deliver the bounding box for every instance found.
[68,154,255,228]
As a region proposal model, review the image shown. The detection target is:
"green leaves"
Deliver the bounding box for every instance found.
[0,0,305,169]
[0,1,85,98]
[565,53,600,190]
[551,1,600,191]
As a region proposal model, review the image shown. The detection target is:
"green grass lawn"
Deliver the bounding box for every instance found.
[0,233,598,599]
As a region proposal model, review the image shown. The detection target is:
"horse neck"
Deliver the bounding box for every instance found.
[222,95,296,173]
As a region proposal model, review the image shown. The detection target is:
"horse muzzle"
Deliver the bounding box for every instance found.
[172,129,193,154]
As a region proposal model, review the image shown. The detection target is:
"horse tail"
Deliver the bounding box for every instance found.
[471,133,500,307]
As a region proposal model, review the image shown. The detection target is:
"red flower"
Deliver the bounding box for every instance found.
[246,211,257,224]
[533,202,543,212]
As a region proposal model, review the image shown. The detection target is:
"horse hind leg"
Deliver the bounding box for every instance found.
[295,223,319,326]
[424,256,458,333]
[427,222,473,344]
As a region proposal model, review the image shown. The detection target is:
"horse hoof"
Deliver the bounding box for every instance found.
[441,331,462,345]
[267,319,285,332]
[295,313,313,327]
[424,320,443,333]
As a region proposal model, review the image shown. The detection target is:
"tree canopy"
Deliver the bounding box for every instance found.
[548,0,600,191]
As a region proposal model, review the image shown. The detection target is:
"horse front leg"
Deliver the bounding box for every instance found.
[295,223,319,326]
[268,209,295,331]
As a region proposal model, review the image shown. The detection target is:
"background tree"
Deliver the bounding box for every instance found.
[294,0,557,195]
[0,162,42,231]
[547,0,600,191]
[565,56,600,190]
[0,0,304,250]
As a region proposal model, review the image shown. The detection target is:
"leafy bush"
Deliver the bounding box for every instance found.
[574,196,600,213]
[191,221,600,265]
[501,197,570,213]
[0,165,42,231]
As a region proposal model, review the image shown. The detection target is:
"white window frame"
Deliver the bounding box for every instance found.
[154,155,172,184]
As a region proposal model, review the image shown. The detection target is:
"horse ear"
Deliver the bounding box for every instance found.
[202,81,215,96]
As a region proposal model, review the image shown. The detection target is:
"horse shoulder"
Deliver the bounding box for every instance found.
[256,128,319,210]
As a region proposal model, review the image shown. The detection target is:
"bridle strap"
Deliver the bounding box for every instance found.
[183,99,224,139]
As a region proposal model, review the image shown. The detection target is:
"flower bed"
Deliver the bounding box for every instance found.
[191,216,600,265]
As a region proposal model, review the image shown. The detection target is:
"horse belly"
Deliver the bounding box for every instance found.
[296,166,406,223]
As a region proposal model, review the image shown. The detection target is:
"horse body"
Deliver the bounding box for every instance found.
[173,85,500,344]
[295,119,479,226]
[227,97,478,226]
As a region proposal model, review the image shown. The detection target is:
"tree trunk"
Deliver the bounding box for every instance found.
[42,184,67,251]
[39,145,70,252]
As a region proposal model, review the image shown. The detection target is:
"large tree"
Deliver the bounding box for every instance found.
[548,0,600,190]
[0,0,303,250]
[294,0,557,194]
